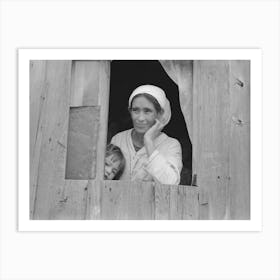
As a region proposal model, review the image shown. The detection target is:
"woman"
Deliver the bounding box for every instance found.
[111,85,182,185]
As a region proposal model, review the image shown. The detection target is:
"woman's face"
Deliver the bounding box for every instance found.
[130,96,159,134]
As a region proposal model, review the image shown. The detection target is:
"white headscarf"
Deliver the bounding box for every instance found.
[128,85,171,127]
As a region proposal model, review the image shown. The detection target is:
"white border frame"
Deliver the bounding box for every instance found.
[18,48,262,232]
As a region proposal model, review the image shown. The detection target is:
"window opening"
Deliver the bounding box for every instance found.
[107,60,192,185]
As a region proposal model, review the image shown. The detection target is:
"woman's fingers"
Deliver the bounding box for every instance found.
[155,119,164,130]
[145,119,164,142]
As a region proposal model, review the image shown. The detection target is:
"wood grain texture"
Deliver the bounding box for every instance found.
[193,61,230,219]
[198,188,209,220]
[32,61,72,219]
[101,180,155,220]
[31,61,110,219]
[94,61,111,181]
[83,61,111,218]
[155,184,200,220]
[86,180,101,219]
[228,61,250,219]
[30,60,47,160]
[70,61,100,106]
[45,117,88,220]
[29,60,48,218]
[30,60,210,220]
[155,183,170,219]
[44,61,102,219]
[48,180,88,220]
[99,181,200,220]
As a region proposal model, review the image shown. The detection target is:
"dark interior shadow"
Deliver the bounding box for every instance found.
[107,60,192,185]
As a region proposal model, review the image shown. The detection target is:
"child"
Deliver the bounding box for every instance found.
[104,144,125,180]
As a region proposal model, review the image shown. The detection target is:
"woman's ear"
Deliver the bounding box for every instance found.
[157,110,164,123]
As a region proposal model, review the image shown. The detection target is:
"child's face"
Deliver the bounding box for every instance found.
[104,154,121,180]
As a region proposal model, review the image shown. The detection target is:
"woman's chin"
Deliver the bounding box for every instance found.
[134,127,147,134]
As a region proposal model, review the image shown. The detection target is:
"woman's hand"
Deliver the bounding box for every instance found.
[144,119,165,156]
[144,119,164,142]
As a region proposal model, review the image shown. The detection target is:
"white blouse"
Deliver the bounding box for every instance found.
[111,129,182,185]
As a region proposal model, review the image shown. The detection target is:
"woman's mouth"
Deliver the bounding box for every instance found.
[135,124,147,128]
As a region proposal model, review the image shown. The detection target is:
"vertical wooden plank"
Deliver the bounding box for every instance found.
[193,61,230,219]
[30,60,47,160]
[155,184,200,220]
[49,181,88,220]
[32,61,72,219]
[47,118,88,220]
[198,188,209,220]
[155,184,170,219]
[31,60,109,219]
[126,181,154,219]
[100,180,123,219]
[229,61,250,219]
[70,61,100,106]
[169,185,180,219]
[180,186,199,220]
[101,181,154,220]
[30,60,48,218]
[87,61,111,219]
[86,180,101,219]
[94,61,110,180]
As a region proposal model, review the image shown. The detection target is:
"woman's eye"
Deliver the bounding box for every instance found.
[131,108,139,113]
[144,109,152,113]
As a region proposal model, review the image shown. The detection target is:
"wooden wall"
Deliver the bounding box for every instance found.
[30,60,204,220]
[193,60,250,219]
[100,181,200,220]
[30,60,110,219]
[30,60,249,220]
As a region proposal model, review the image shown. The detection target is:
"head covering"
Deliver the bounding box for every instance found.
[128,85,171,126]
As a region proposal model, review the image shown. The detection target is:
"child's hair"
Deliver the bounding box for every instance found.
[105,144,125,180]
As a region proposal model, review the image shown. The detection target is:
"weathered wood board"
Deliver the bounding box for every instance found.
[30,59,214,220]
[193,60,250,219]
[229,61,250,219]
[30,60,72,219]
[100,181,201,220]
[193,60,230,219]
[30,61,109,219]
[30,60,48,217]
[70,61,100,106]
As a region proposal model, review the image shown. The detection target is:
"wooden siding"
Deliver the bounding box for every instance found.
[30,60,110,219]
[100,181,201,220]
[30,60,250,220]
[193,60,250,219]
[229,61,250,219]
[30,60,72,219]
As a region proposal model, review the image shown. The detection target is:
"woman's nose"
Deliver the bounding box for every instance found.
[138,112,145,121]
